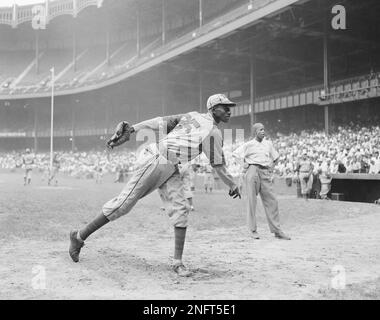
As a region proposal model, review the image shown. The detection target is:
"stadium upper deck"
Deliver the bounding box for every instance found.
[0,0,379,104]
[0,0,315,99]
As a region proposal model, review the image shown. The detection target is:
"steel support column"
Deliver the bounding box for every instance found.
[323,8,330,136]
[199,56,204,113]
[162,0,166,45]
[106,30,110,66]
[199,0,203,27]
[72,99,78,152]
[161,67,167,116]
[135,80,140,123]
[136,3,141,57]
[33,104,38,152]
[105,97,110,134]
[72,30,77,72]
[35,31,39,74]
[250,43,257,136]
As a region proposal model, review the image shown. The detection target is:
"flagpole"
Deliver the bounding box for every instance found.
[50,67,55,175]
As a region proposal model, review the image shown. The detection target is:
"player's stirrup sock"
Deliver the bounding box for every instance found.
[78,213,110,241]
[174,227,187,261]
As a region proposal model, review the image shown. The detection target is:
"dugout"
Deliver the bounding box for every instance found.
[330,174,380,203]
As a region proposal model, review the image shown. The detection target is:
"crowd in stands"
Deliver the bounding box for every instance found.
[0,149,236,187]
[271,124,380,178]
[0,149,136,181]
[1,124,379,190]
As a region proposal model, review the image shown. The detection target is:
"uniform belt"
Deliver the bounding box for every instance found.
[250,163,269,170]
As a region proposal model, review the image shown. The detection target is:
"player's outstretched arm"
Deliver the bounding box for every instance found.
[133,114,183,133]
[106,114,183,150]
[213,165,241,199]
[202,130,241,199]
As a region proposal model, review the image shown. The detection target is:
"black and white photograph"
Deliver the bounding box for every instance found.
[0,0,380,305]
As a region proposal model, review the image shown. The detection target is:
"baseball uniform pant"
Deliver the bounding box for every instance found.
[204,174,214,189]
[103,152,190,228]
[319,176,332,199]
[49,167,58,179]
[24,168,32,180]
[299,172,313,195]
[245,165,281,234]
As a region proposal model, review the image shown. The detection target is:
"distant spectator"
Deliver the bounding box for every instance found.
[337,161,346,173]
[285,168,293,187]
[369,160,378,174]
[296,151,314,200]
[319,160,332,200]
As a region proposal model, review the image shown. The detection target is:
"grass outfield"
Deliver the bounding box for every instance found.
[0,169,379,299]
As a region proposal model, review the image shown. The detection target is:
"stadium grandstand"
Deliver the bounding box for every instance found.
[0,0,380,152]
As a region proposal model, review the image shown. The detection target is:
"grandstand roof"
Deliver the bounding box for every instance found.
[1,0,380,101]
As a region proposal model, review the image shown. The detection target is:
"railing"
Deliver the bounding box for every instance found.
[0,7,13,26]
[48,0,74,21]
[0,0,102,28]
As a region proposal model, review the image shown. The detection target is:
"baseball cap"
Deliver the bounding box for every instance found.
[206,93,236,110]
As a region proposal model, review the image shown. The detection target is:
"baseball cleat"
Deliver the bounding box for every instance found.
[69,230,85,262]
[251,231,260,239]
[173,263,192,277]
[275,231,291,240]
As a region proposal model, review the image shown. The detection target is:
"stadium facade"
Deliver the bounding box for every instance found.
[0,0,379,151]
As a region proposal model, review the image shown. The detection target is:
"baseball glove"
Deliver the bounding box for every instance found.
[106,121,132,150]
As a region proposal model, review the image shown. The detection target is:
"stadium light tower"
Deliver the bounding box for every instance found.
[50,67,55,177]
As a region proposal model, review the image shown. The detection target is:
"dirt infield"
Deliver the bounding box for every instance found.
[1,170,379,299]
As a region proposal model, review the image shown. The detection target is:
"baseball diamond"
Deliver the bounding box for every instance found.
[1,0,380,302]
[1,169,380,299]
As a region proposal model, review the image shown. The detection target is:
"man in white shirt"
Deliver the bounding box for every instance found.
[233,123,290,240]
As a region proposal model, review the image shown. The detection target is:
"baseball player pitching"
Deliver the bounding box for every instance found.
[68,93,241,277]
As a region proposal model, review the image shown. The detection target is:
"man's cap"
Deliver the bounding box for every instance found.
[207,94,236,110]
